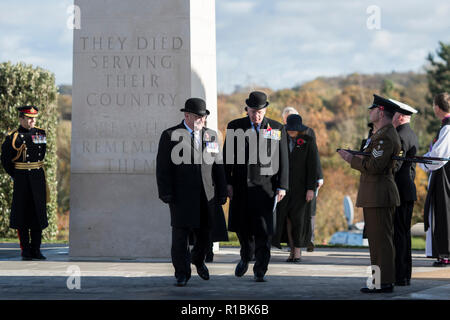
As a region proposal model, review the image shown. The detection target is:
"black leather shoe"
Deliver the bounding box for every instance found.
[395,279,410,286]
[195,263,210,280]
[22,255,32,261]
[360,284,394,293]
[433,259,450,267]
[254,274,266,282]
[306,242,315,252]
[175,275,189,287]
[235,260,249,277]
[31,251,46,260]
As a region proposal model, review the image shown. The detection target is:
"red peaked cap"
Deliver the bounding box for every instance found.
[17,105,39,118]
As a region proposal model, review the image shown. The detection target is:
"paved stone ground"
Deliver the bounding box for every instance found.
[0,243,449,300]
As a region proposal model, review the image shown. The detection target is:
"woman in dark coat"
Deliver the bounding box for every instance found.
[272,114,320,262]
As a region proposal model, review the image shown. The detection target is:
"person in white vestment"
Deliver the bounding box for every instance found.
[419,93,450,267]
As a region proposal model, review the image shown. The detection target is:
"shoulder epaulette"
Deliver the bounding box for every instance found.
[7,129,17,136]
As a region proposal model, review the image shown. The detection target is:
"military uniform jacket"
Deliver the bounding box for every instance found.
[224,116,289,233]
[1,126,48,229]
[156,121,227,229]
[394,123,419,202]
[351,123,401,208]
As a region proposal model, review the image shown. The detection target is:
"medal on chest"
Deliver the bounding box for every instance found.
[262,124,281,140]
[32,134,46,144]
[205,142,219,153]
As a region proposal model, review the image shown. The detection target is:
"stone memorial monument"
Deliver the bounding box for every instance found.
[70,0,218,258]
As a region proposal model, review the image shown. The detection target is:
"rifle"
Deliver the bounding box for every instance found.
[336,149,450,164]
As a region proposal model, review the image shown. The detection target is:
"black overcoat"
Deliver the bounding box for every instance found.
[156,121,227,229]
[224,116,289,235]
[1,126,48,229]
[272,134,318,248]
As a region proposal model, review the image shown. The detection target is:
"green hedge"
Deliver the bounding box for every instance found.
[0,62,58,239]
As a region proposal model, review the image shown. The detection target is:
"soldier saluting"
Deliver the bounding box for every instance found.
[1,106,48,260]
[338,94,402,293]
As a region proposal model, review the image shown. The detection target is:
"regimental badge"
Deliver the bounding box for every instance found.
[363,138,371,150]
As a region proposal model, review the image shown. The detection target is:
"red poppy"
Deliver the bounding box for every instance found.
[297,138,305,146]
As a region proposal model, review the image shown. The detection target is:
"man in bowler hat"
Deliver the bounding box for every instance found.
[156,98,227,286]
[1,106,48,260]
[224,91,289,282]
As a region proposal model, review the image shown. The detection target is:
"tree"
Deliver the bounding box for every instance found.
[0,62,58,239]
[427,41,450,99]
[381,79,395,97]
[426,42,450,134]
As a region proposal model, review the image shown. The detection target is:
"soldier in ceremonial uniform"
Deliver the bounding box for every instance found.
[1,106,48,260]
[338,94,401,293]
[156,98,227,287]
[391,99,419,285]
[224,91,289,282]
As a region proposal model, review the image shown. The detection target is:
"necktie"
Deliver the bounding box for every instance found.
[192,131,200,150]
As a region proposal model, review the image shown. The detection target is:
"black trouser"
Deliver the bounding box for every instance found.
[237,186,273,277]
[237,230,271,277]
[17,228,42,254]
[171,226,210,279]
[394,201,414,282]
[17,197,42,255]
[171,188,210,279]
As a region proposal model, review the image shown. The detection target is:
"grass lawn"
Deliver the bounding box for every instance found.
[0,238,68,244]
[1,233,426,250]
[220,232,427,251]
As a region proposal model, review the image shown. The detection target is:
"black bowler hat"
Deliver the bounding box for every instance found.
[180,98,210,116]
[245,91,269,109]
[285,114,308,132]
[369,94,399,113]
[17,105,39,118]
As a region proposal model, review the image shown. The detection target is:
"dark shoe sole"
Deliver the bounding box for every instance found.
[360,287,394,293]
[175,281,187,287]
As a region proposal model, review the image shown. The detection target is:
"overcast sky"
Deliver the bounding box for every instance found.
[1,0,449,93]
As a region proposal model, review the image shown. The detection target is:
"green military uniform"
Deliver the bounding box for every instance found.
[351,121,401,286]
